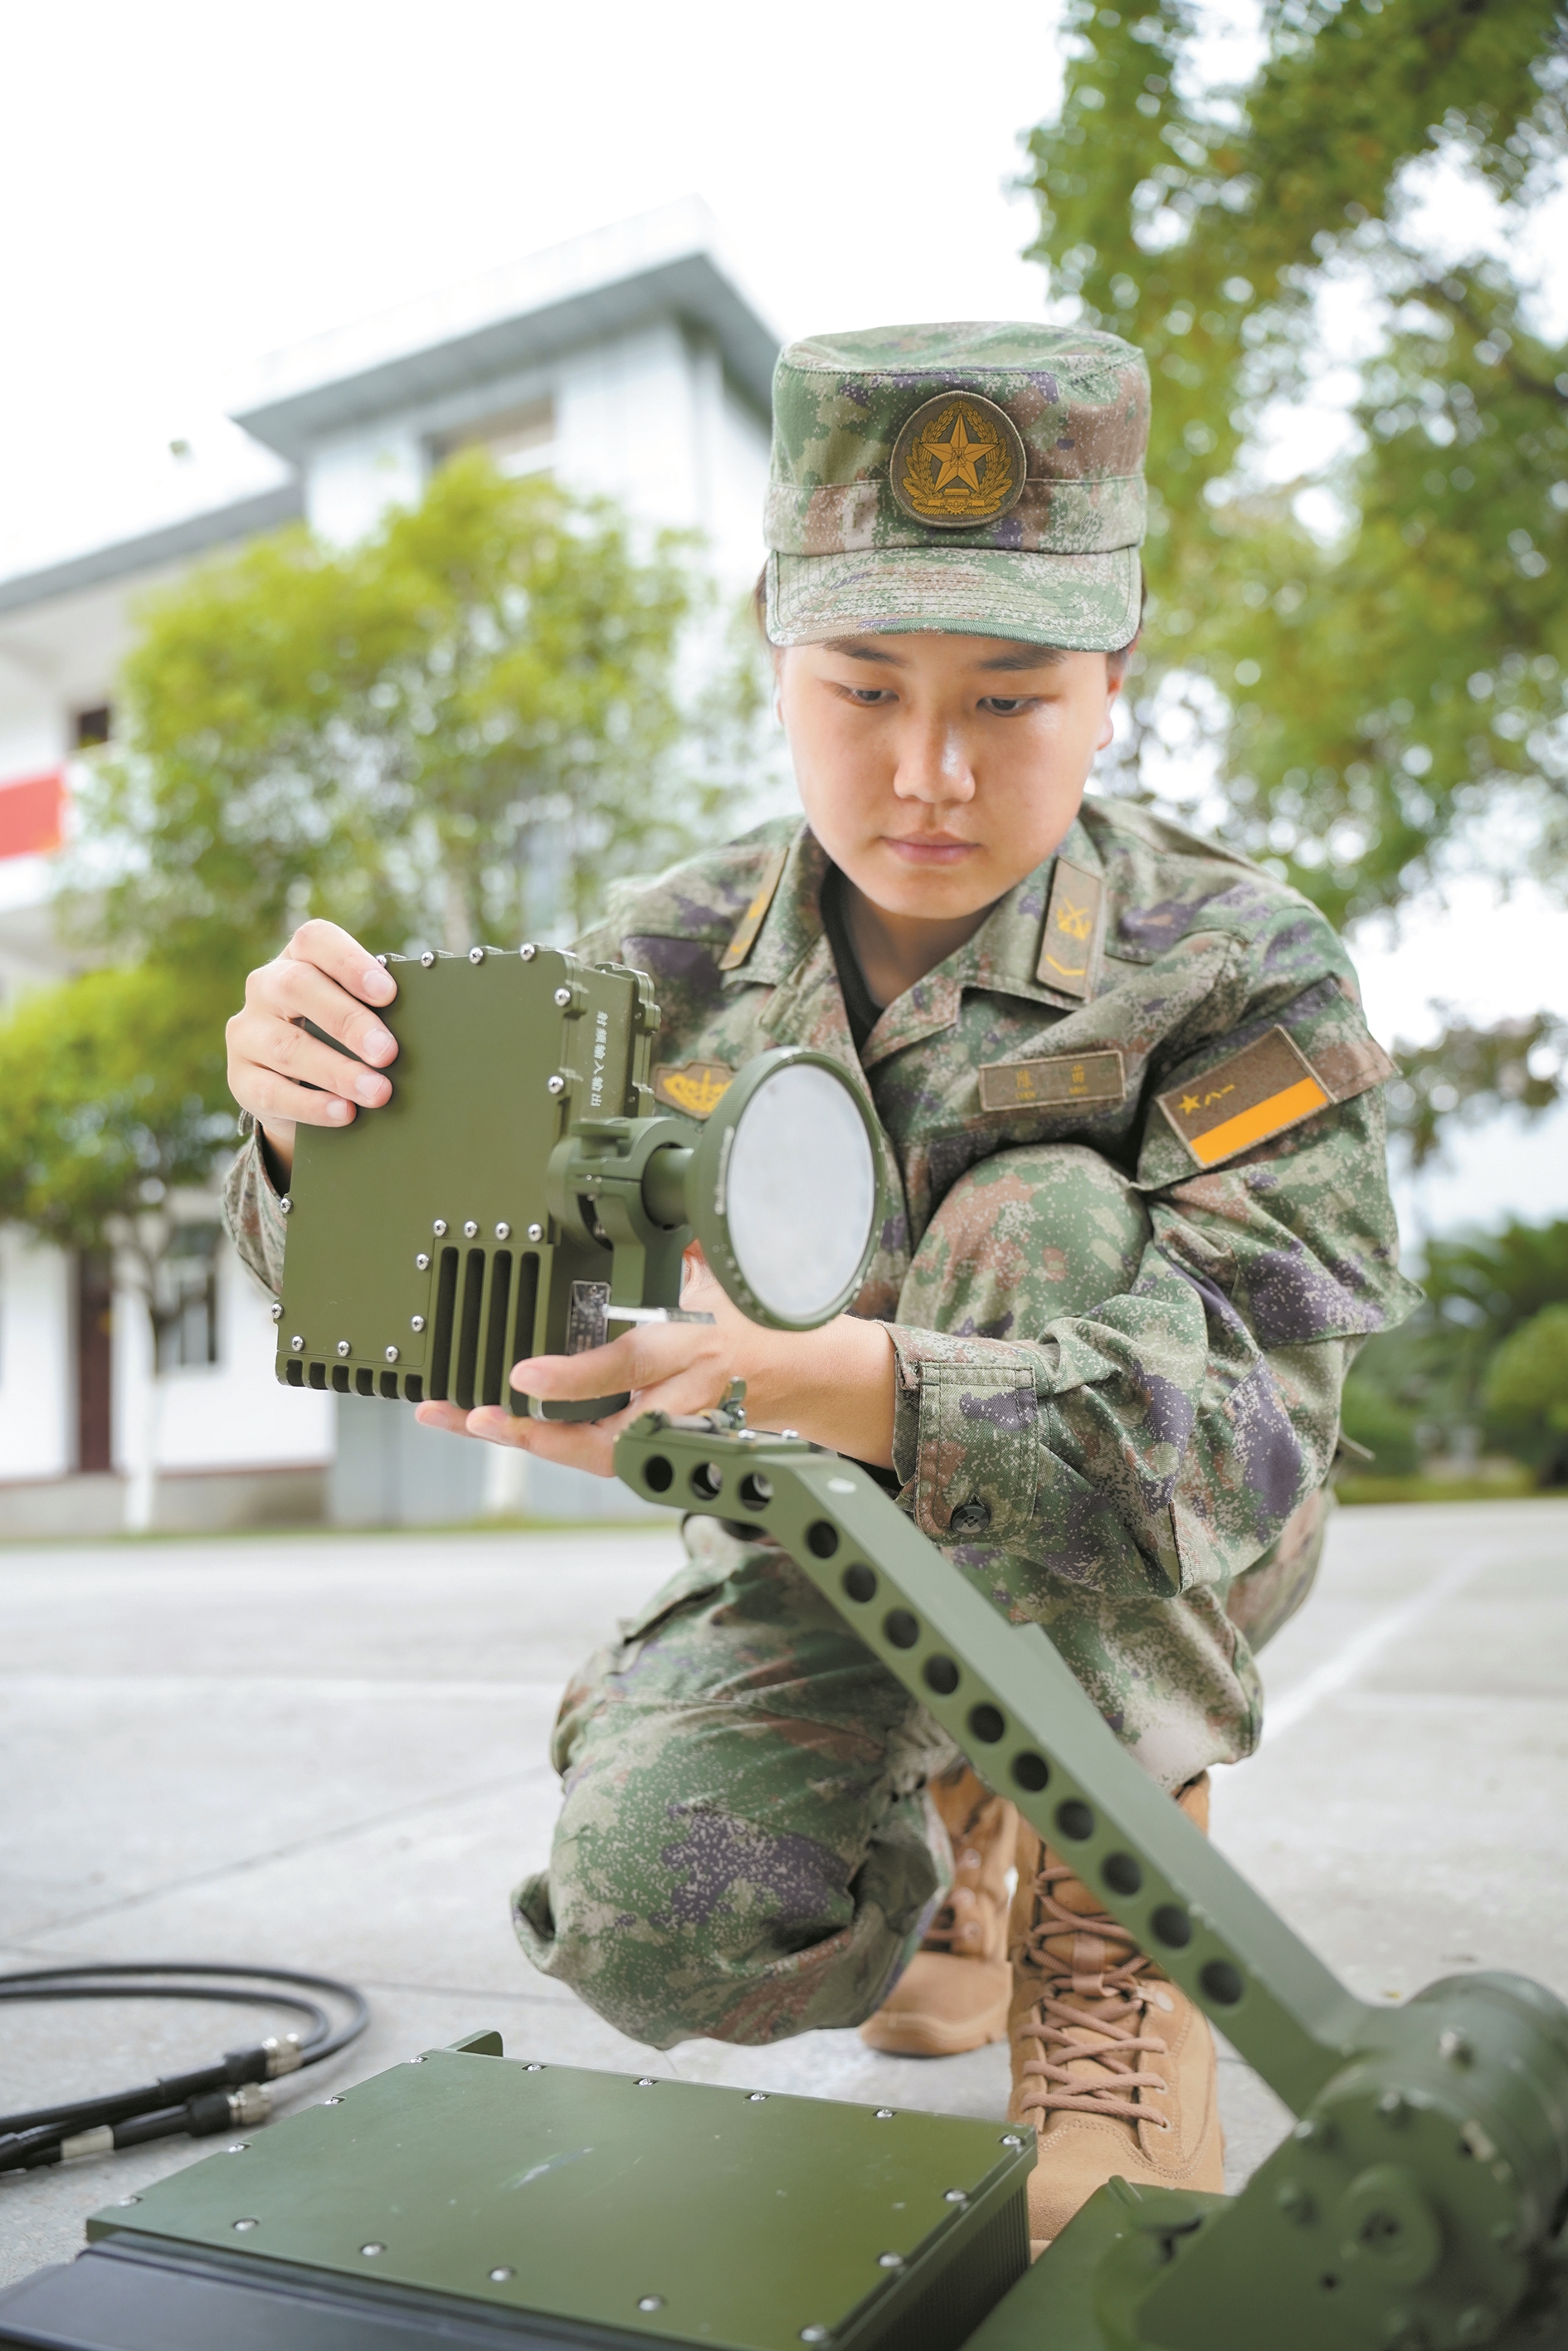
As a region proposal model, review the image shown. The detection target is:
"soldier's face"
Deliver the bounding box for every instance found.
[777,632,1121,922]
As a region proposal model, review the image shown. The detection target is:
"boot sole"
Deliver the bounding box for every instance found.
[858,2001,1010,2059]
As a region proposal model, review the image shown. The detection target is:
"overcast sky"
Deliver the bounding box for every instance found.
[3,0,1564,1232]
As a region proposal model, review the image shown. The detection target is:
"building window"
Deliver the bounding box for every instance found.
[431,396,555,478]
[74,705,112,749]
[155,1224,222,1371]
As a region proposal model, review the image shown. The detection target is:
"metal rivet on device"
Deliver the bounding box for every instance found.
[469,948,485,965]
[874,2108,894,2121]
[638,2297,665,2313]
[520,944,537,961]
[279,1196,292,1216]
[547,1076,565,1095]
[361,2242,385,2257]
[635,2076,656,2088]
[384,1346,399,1363]
[489,2266,514,2281]
[801,2330,830,2344]
[747,2092,767,2103]
[324,2096,343,2106]
[411,1315,426,1333]
[527,1222,543,1242]
[944,2189,967,2204]
[270,1302,282,1321]
[433,1218,448,1236]
[525,2063,545,2072]
[553,986,572,1007]
[1001,2134,1023,2149]
[463,1219,479,1238]
[416,1251,430,1270]
[420,952,435,968]
[118,2194,142,2207]
[290,1335,304,1352]
[376,954,388,966]
[336,1340,350,1358]
[227,2142,249,2153]
[233,2218,258,2232]
[495,1222,510,1241]
[877,2252,903,2270]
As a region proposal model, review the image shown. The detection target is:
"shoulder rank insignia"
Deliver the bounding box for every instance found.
[1157,1027,1332,1168]
[978,1048,1125,1114]
[653,1060,734,1119]
[718,845,789,973]
[1036,859,1103,998]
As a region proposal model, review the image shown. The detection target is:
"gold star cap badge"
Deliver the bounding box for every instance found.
[889,392,1027,529]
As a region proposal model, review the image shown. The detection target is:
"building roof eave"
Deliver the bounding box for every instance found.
[0,482,306,619]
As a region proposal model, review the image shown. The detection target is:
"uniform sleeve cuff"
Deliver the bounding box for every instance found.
[886,1325,1043,1546]
[221,1131,289,1298]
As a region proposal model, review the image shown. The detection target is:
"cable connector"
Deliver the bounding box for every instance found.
[261,2033,304,2078]
[226,2084,271,2128]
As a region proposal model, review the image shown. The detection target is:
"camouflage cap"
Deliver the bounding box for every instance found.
[763,322,1150,650]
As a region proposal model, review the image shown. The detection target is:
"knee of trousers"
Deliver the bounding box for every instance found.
[512,1711,952,2049]
[899,1141,1153,1332]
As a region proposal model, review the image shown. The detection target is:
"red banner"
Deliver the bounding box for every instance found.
[0,769,66,861]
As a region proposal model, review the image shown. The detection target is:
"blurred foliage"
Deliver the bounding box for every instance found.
[1485,1300,1568,1480]
[0,962,234,1289]
[1024,0,1568,927]
[71,453,761,978]
[1385,1006,1566,1166]
[1337,1374,1421,1474]
[1346,1212,1568,1480]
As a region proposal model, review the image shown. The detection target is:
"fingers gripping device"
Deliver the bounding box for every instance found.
[8,946,1567,2351]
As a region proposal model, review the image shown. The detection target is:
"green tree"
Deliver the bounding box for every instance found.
[73,452,738,975]
[1484,1300,1568,1480]
[1024,0,1568,1152]
[0,963,237,1529]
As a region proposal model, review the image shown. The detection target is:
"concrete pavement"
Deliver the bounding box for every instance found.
[2,1496,1566,2283]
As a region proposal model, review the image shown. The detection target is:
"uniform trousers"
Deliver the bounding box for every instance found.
[513,1144,1327,2048]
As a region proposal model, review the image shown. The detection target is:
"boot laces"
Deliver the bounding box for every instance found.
[1011,1864,1171,2129]
[922,1791,1002,1956]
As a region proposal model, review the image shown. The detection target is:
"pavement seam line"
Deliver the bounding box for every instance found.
[1261,1549,1488,1745]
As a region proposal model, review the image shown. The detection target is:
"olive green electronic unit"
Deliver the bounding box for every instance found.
[0,2046,1033,2351]
[275,945,882,1420]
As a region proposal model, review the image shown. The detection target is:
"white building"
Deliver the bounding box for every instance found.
[0,201,777,1536]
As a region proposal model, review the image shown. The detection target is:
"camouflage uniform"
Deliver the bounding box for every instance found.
[222,323,1419,2051]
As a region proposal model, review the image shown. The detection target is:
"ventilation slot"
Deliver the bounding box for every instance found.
[482,1253,514,1407]
[429,1246,460,1400]
[509,1251,540,1413]
[285,1360,304,1388]
[308,1361,327,1391]
[355,1368,374,1397]
[455,1249,486,1409]
[379,1370,400,1399]
[332,1364,350,1393]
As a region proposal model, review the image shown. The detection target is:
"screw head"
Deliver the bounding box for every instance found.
[416,1251,431,1270]
[944,2189,967,2204]
[495,1222,511,1241]
[279,1195,292,1216]
[411,1315,426,1332]
[554,986,572,1007]
[433,1217,448,1236]
[527,1222,544,1242]
[877,2251,903,2270]
[635,2075,656,2087]
[637,2296,665,2313]
[270,1301,282,1321]
[547,1075,566,1095]
[233,2218,259,2232]
[226,2142,249,2154]
[489,2266,514,2281]
[801,2332,830,2344]
[874,2108,894,2121]
[385,1345,399,1363]
[748,2091,768,2102]
[336,1339,351,1358]
[324,2095,343,2105]
[520,944,537,961]
[525,2062,545,2072]
[360,2242,385,2257]
[420,951,435,968]
[470,948,485,965]
[290,1334,304,1352]
[1000,2133,1023,2149]
[118,2194,142,2206]
[463,1219,479,1237]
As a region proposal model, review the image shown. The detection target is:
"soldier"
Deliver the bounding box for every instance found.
[223,323,1418,2252]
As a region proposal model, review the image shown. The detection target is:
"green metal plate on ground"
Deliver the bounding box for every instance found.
[88,2046,1034,2351]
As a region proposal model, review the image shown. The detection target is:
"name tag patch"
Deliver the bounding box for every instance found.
[653,1060,734,1119]
[1157,1027,1331,1167]
[979,1048,1126,1114]
[1035,859,1102,999]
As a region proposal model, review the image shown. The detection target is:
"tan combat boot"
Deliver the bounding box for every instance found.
[1007,1773,1225,2255]
[859,1764,1015,2057]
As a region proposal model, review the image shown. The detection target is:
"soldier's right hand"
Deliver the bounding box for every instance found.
[226,920,400,1183]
